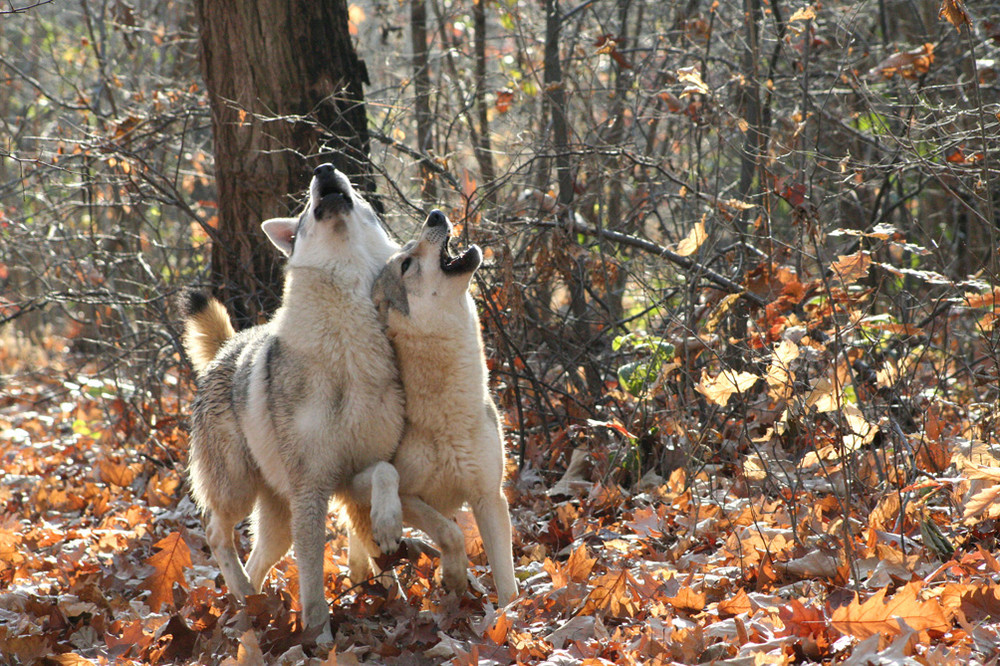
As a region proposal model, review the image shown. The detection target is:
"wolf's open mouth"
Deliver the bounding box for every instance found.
[439,237,482,275]
[314,179,352,218]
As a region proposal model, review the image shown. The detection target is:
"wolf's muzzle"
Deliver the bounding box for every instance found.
[313,163,353,218]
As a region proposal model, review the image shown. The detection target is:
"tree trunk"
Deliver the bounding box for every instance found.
[411,0,437,203]
[194,0,375,327]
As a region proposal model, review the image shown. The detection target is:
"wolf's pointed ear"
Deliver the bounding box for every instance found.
[261,217,298,256]
[372,265,409,323]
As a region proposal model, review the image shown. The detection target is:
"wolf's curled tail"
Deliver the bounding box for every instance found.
[179,290,235,376]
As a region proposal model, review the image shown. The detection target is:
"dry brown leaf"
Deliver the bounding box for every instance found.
[830,251,872,285]
[718,588,753,617]
[676,66,709,96]
[142,531,191,611]
[867,43,935,79]
[939,0,972,30]
[697,369,759,406]
[962,484,1000,521]
[778,549,843,580]
[831,582,949,639]
[869,493,901,532]
[566,543,597,583]
[586,569,638,618]
[766,339,799,400]
[789,6,817,21]
[665,585,706,613]
[674,221,707,257]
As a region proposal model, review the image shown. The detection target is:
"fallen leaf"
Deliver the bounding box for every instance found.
[831,582,949,639]
[142,531,191,611]
[697,369,760,406]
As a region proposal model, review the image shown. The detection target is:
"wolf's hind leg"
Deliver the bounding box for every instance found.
[347,528,374,584]
[247,485,292,592]
[401,496,467,596]
[205,509,255,598]
[473,491,518,605]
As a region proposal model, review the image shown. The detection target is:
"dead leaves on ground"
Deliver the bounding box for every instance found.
[6,248,1000,663]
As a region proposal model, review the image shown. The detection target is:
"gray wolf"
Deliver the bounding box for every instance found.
[366,210,518,605]
[180,163,404,640]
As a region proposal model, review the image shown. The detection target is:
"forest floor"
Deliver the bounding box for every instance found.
[3,342,1000,665]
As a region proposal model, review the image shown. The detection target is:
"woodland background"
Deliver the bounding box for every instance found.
[2,0,1000,663]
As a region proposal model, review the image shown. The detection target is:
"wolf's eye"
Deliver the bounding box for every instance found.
[400,257,413,275]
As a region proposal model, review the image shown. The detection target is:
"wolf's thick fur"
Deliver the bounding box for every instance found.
[367,210,518,605]
[180,164,404,639]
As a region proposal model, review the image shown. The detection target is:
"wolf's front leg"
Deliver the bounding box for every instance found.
[290,487,333,642]
[350,461,402,555]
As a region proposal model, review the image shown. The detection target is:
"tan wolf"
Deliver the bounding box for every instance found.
[366,210,518,605]
[180,163,404,640]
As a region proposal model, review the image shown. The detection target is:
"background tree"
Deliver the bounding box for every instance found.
[193,0,376,327]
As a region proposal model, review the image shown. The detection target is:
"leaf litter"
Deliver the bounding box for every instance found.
[3,264,1000,664]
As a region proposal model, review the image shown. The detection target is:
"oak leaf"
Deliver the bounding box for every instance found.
[142,531,191,611]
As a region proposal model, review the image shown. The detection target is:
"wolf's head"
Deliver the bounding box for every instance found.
[261,163,397,271]
[372,209,481,331]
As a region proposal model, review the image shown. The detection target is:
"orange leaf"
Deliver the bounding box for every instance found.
[586,569,638,618]
[484,611,512,645]
[565,544,597,583]
[779,598,829,638]
[666,586,706,613]
[830,251,872,285]
[831,582,949,639]
[142,531,191,611]
[963,286,1000,309]
[718,588,753,617]
[867,43,935,79]
[939,0,972,31]
[495,88,514,113]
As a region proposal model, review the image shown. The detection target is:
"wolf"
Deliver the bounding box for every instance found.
[180,163,405,640]
[365,209,518,605]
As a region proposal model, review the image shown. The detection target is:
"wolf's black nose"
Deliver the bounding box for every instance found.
[314,163,335,177]
[427,210,447,227]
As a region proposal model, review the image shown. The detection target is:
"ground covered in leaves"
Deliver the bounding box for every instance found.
[4,296,1000,665]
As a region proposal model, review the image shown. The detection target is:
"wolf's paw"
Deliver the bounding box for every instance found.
[440,563,469,597]
[371,499,402,555]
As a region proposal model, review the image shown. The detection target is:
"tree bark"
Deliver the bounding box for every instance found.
[194,0,375,327]
[411,0,437,203]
